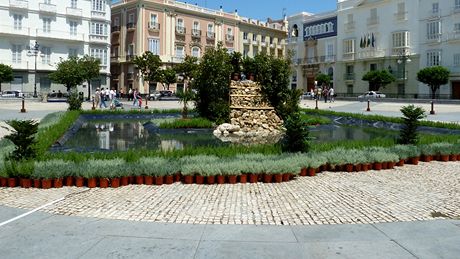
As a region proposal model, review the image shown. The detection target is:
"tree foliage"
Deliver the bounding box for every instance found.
[158,68,177,90]
[49,56,86,91]
[132,51,162,83]
[362,70,395,91]
[2,120,38,161]
[282,112,310,153]
[315,73,331,87]
[174,55,199,118]
[0,63,13,92]
[398,105,426,145]
[194,43,232,123]
[80,55,101,99]
[416,66,450,99]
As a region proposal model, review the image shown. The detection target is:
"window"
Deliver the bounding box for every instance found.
[92,0,105,12]
[43,18,51,33]
[227,27,233,36]
[13,14,22,30]
[426,50,441,66]
[12,44,22,63]
[127,44,134,56]
[397,2,405,13]
[150,13,158,28]
[347,14,353,23]
[91,22,108,35]
[69,21,77,35]
[128,14,134,24]
[243,32,248,40]
[261,36,266,43]
[456,0,460,9]
[70,0,77,8]
[455,23,460,32]
[370,8,377,19]
[432,2,439,14]
[454,54,460,66]
[191,47,200,58]
[148,38,160,55]
[326,43,334,58]
[192,21,199,35]
[207,23,213,32]
[392,31,410,47]
[41,47,51,64]
[370,63,377,71]
[44,0,51,4]
[347,85,353,94]
[252,34,257,41]
[427,21,441,40]
[177,18,184,28]
[113,17,119,26]
[343,39,355,53]
[90,48,107,66]
[175,45,184,58]
[68,48,78,57]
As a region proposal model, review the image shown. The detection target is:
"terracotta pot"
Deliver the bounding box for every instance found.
[111,178,120,188]
[362,164,369,171]
[33,179,41,188]
[8,178,17,187]
[354,164,362,172]
[121,176,129,186]
[217,175,225,184]
[396,159,405,167]
[249,174,258,183]
[20,178,31,188]
[335,164,343,172]
[388,162,395,169]
[282,173,291,182]
[320,164,327,172]
[449,154,457,161]
[434,155,441,161]
[99,178,109,188]
[195,175,204,184]
[263,174,273,183]
[421,155,432,162]
[308,168,316,177]
[382,162,388,170]
[144,176,154,185]
[367,163,373,170]
[373,162,382,171]
[53,178,63,188]
[440,155,450,162]
[300,168,307,176]
[457,154,460,161]
[64,176,74,186]
[228,175,237,184]
[345,164,353,173]
[155,176,164,185]
[129,176,135,184]
[409,157,419,165]
[0,177,7,187]
[165,175,174,185]
[135,176,144,185]
[174,173,181,182]
[41,179,52,189]
[248,73,255,81]
[206,175,215,185]
[184,175,193,184]
[239,174,247,184]
[274,174,283,183]
[87,178,97,188]
[75,177,84,187]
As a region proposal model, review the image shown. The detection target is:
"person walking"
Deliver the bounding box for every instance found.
[109,88,116,109]
[128,88,133,101]
[132,89,139,107]
[323,87,329,103]
[99,88,107,108]
[94,88,101,108]
[329,87,335,103]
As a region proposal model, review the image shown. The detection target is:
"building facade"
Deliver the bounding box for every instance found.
[287,11,337,92]
[0,0,111,97]
[110,0,287,94]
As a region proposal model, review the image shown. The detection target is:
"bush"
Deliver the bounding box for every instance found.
[67,90,82,111]
[158,117,213,129]
[3,120,38,161]
[398,105,426,145]
[282,112,310,153]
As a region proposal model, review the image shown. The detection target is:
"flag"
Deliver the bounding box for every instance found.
[371,33,375,48]
[360,37,363,48]
[367,34,371,48]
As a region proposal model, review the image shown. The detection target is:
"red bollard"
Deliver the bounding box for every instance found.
[430,101,435,115]
[20,96,26,113]
[366,99,371,112]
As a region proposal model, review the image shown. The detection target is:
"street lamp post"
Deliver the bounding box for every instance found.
[396,49,411,97]
[27,41,40,98]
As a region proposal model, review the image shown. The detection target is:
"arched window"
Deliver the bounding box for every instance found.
[328,67,334,77]
[191,46,200,58]
[292,24,298,37]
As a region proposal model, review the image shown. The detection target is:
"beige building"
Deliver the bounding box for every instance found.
[110,0,287,94]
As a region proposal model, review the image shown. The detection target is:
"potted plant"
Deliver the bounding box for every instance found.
[0,162,7,187]
[230,52,242,80]
[109,169,121,188]
[181,163,199,184]
[242,56,256,81]
[391,145,416,166]
[309,154,327,176]
[4,160,18,187]
[33,160,52,189]
[419,144,434,162]
[17,160,34,188]
[430,143,454,162]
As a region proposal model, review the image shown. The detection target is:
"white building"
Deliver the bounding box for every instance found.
[0,0,111,97]
[287,11,337,92]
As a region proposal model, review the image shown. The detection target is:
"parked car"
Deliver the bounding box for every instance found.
[302,92,315,100]
[0,90,23,98]
[159,90,173,97]
[358,91,386,100]
[149,91,161,100]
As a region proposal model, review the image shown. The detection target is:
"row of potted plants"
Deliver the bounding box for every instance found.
[1,142,459,188]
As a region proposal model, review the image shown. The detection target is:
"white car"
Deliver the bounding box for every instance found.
[358,91,386,100]
[302,92,315,100]
[1,90,24,98]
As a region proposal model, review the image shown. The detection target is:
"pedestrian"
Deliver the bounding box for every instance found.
[109,88,116,109]
[329,87,335,103]
[128,88,133,101]
[94,88,101,108]
[323,87,329,103]
[132,88,138,107]
[99,87,107,108]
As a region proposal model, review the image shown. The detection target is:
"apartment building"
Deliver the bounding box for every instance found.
[110,0,287,94]
[287,11,337,91]
[0,0,111,97]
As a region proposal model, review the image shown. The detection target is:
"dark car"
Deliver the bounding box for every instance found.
[159,90,173,97]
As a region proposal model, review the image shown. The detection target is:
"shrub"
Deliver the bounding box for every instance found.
[138,157,167,176]
[67,90,83,111]
[282,112,310,153]
[158,117,213,129]
[391,145,419,160]
[427,142,454,156]
[33,160,67,179]
[3,120,39,161]
[398,105,426,145]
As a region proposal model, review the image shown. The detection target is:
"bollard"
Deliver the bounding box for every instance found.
[20,96,26,113]
[92,98,96,110]
[145,96,149,109]
[430,101,435,115]
[315,98,318,110]
[366,99,371,112]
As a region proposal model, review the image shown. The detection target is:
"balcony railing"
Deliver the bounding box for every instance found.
[91,10,106,19]
[269,43,275,48]
[287,37,297,44]
[89,34,109,44]
[0,59,29,70]
[127,23,136,30]
[148,22,160,31]
[9,0,28,9]
[394,11,408,21]
[206,31,215,39]
[126,55,135,61]
[175,26,186,35]
[357,49,385,59]
[344,21,355,31]
[36,28,85,42]
[252,39,259,45]
[111,26,120,33]
[367,16,379,26]
[39,3,56,14]
[0,25,30,36]
[447,31,460,41]
[66,7,82,17]
[391,71,408,80]
[342,52,355,61]
[427,33,442,42]
[343,73,355,81]
[192,29,201,38]
[391,47,411,56]
[260,41,266,47]
[110,56,119,63]
[242,38,251,44]
[172,56,185,63]
[226,34,234,42]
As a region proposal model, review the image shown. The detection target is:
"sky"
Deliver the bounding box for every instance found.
[112,0,338,21]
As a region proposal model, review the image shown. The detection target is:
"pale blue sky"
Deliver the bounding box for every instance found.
[112,0,338,20]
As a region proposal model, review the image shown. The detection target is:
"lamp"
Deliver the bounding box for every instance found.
[27,41,40,98]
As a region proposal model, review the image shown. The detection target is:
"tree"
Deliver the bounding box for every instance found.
[417,66,450,99]
[398,105,426,145]
[194,43,232,123]
[362,70,395,91]
[80,55,101,100]
[174,55,199,118]
[282,112,310,153]
[49,56,85,91]
[158,68,177,90]
[315,73,331,87]
[2,120,38,161]
[0,64,13,93]
[132,51,162,86]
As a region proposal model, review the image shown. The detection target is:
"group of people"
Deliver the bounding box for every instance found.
[94,88,121,109]
[313,87,335,103]
[129,88,143,108]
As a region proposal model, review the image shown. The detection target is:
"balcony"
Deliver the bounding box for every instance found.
[91,10,106,20]
[9,0,28,9]
[226,34,234,43]
[344,21,355,31]
[447,31,460,42]
[427,33,442,43]
[206,31,215,39]
[260,41,266,47]
[367,16,379,26]
[453,6,460,14]
[191,29,201,38]
[287,37,297,44]
[66,7,82,17]
[175,26,186,35]
[252,39,259,46]
[110,56,120,63]
[36,28,85,42]
[394,11,408,21]
[343,73,355,81]
[242,38,251,45]
[0,25,30,37]
[172,56,184,63]
[391,71,408,80]
[39,3,56,14]
[0,60,29,70]
[125,55,135,62]
[126,23,136,31]
[357,49,385,59]
[148,22,160,32]
[111,26,120,33]
[89,34,109,44]
[342,52,355,61]
[269,43,275,48]
[391,47,411,56]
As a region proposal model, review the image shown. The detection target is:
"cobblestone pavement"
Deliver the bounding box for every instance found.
[1,161,459,225]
